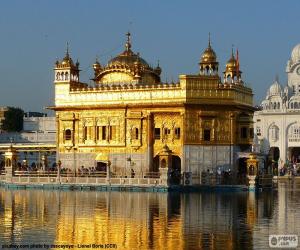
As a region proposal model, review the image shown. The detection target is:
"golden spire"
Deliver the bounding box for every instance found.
[208,32,211,47]
[65,42,70,59]
[125,32,131,51]
[231,44,235,58]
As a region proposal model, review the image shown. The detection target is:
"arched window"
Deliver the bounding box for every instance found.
[269,125,279,142]
[64,129,72,141]
[161,159,166,168]
[205,65,209,75]
[291,102,294,109]
[295,102,298,109]
[61,72,65,81]
[56,72,60,81]
[277,102,280,109]
[6,159,11,167]
[65,72,69,81]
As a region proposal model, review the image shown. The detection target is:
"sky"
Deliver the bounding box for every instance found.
[0,0,299,113]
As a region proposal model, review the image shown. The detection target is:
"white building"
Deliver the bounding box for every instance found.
[0,115,56,170]
[254,44,300,167]
[0,116,55,143]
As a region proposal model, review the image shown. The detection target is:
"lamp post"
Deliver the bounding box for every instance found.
[41,155,46,172]
[57,160,61,184]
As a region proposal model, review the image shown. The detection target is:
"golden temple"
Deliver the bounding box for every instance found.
[49,33,254,179]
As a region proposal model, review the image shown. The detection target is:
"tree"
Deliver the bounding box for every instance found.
[1,107,24,132]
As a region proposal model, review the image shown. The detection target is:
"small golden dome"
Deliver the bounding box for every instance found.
[201,46,217,63]
[61,43,74,66]
[93,58,101,70]
[200,34,217,64]
[226,55,237,70]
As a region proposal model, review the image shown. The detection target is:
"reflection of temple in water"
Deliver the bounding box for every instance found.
[2,188,297,250]
[0,190,59,244]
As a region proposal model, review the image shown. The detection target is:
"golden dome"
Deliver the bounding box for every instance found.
[223,48,242,81]
[201,46,217,63]
[225,55,237,70]
[55,44,79,70]
[93,32,161,84]
[108,50,149,68]
[200,34,217,64]
[61,44,75,66]
[107,32,150,69]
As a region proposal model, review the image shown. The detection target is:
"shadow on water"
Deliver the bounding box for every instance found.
[0,187,299,250]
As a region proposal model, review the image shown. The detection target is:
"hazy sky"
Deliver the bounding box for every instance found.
[0,0,299,113]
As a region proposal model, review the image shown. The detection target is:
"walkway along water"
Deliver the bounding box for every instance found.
[0,146,277,192]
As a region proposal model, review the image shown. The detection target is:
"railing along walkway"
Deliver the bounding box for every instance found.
[2,170,162,186]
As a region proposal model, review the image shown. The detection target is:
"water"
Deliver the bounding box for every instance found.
[0,183,300,250]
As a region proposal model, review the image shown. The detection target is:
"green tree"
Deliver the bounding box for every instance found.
[1,107,24,132]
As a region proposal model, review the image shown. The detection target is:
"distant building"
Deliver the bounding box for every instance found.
[254,44,300,168]
[24,111,47,118]
[0,115,55,143]
[0,114,56,170]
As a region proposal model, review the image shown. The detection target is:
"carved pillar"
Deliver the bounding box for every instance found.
[5,145,17,183]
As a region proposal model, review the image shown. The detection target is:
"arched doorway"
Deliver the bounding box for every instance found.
[170,155,181,185]
[96,161,107,172]
[268,147,280,174]
[153,155,159,172]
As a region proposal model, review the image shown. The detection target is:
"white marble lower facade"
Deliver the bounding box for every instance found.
[183,145,239,174]
[59,145,245,175]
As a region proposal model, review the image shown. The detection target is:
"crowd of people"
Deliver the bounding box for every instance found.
[279,163,300,176]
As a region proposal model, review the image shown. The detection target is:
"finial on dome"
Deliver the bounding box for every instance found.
[125,31,131,51]
[208,32,211,47]
[66,42,70,58]
[231,44,234,58]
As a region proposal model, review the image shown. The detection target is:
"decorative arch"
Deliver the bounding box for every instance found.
[268,122,279,142]
[64,129,72,141]
[288,122,300,140]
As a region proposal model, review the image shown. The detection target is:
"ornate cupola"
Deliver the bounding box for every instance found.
[199,34,219,76]
[154,60,162,76]
[92,57,102,79]
[93,32,161,85]
[54,44,80,83]
[223,48,242,84]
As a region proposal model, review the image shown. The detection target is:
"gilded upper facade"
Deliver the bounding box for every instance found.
[49,33,254,178]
